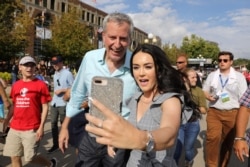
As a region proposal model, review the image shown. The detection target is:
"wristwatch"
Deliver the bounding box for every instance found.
[146,131,155,153]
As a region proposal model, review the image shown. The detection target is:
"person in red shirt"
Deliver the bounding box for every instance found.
[3,56,57,167]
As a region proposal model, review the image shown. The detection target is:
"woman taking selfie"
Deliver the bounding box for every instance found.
[85,44,199,166]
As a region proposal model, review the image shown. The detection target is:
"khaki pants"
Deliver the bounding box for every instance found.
[205,107,238,167]
[3,128,39,162]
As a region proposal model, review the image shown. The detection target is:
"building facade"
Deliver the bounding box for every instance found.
[22,0,150,57]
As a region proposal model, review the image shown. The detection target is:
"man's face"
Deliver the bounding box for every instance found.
[176,56,188,71]
[19,63,36,78]
[102,21,131,63]
[52,62,63,71]
[218,55,232,71]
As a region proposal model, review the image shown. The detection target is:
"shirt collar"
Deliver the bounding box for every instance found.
[97,49,131,70]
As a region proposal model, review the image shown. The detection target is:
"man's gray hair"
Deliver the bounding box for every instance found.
[103,12,134,38]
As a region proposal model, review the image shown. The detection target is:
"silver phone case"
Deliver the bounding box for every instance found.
[89,76,123,121]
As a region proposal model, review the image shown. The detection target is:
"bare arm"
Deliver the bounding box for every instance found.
[3,105,14,132]
[0,78,7,89]
[36,103,49,141]
[233,106,250,162]
[152,97,181,150]
[59,96,88,153]
[0,81,10,109]
[199,106,207,114]
[63,88,71,102]
[85,97,181,151]
[59,116,71,153]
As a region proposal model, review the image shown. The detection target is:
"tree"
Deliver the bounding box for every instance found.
[0,0,31,60]
[0,0,19,60]
[12,10,34,57]
[162,43,181,65]
[180,34,220,63]
[48,9,94,61]
[233,58,250,70]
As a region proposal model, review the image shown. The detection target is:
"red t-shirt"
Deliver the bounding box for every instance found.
[10,78,52,130]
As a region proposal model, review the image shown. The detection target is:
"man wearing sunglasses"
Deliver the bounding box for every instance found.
[203,51,247,167]
[176,54,203,88]
[48,55,74,154]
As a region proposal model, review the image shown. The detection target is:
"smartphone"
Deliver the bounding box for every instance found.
[89,76,123,121]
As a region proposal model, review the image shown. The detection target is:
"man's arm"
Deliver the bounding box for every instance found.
[59,57,88,153]
[3,105,13,132]
[59,116,71,153]
[36,103,49,141]
[234,106,250,162]
[0,81,11,109]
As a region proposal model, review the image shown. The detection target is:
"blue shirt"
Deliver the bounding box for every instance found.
[51,68,74,107]
[66,48,138,119]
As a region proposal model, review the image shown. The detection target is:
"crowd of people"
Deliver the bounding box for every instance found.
[0,12,250,167]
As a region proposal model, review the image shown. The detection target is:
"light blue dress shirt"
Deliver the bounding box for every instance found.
[66,48,138,119]
[51,68,74,107]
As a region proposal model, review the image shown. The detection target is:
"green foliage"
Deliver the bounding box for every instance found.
[0,72,11,81]
[12,11,34,47]
[162,43,181,64]
[0,0,32,60]
[180,34,220,63]
[48,9,94,60]
[234,58,250,70]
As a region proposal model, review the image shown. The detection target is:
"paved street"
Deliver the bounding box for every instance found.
[0,86,249,167]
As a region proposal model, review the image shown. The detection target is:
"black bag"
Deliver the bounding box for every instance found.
[141,152,166,167]
[181,105,201,124]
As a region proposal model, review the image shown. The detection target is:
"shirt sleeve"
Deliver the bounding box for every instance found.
[67,71,75,88]
[198,88,207,109]
[239,86,250,108]
[41,82,52,103]
[66,57,88,117]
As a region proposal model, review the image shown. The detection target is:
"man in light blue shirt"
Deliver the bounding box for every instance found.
[59,12,138,167]
[66,47,136,119]
[48,55,74,154]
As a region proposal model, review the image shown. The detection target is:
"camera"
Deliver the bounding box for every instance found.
[212,94,219,100]
[210,86,219,100]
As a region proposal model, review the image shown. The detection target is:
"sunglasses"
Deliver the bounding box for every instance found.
[57,79,61,86]
[176,61,185,64]
[218,59,230,63]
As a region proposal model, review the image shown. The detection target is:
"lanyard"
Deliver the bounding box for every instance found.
[219,74,229,90]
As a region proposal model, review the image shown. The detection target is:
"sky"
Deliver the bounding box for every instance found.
[81,0,250,59]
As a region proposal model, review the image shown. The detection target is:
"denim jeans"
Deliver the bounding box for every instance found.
[50,106,66,147]
[174,120,200,164]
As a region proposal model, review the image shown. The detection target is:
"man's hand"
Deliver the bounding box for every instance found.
[59,127,69,153]
[233,140,249,162]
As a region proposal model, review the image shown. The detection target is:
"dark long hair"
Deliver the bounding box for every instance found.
[130,44,200,119]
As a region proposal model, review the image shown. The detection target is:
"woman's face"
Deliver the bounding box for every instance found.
[187,70,197,87]
[132,51,157,94]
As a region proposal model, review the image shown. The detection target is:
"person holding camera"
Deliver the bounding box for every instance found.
[203,51,247,167]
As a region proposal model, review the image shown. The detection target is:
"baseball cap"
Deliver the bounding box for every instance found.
[19,56,36,65]
[51,55,63,64]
